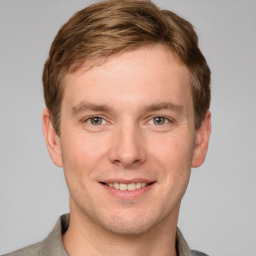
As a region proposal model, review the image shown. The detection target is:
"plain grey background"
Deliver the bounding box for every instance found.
[0,0,255,255]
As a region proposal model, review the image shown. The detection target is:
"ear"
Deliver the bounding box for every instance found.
[42,108,63,167]
[192,110,211,168]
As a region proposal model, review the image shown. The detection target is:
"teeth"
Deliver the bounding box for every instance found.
[119,184,127,190]
[114,182,119,189]
[107,182,148,191]
[136,183,141,189]
[127,183,135,191]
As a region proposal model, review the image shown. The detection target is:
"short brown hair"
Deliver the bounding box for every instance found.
[43,0,210,135]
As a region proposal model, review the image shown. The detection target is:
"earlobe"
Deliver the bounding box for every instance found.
[192,110,211,168]
[42,108,63,167]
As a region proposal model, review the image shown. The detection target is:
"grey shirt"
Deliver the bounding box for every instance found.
[2,214,208,256]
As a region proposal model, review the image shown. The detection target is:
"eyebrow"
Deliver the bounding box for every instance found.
[142,102,184,115]
[71,101,184,116]
[71,102,111,116]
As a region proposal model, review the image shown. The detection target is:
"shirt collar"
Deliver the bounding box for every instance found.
[40,214,193,256]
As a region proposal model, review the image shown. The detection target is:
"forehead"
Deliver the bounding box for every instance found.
[62,44,192,112]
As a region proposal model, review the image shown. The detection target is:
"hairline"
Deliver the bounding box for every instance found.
[53,43,195,136]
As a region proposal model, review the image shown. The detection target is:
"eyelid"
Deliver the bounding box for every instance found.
[80,114,174,126]
[82,115,108,124]
[147,115,174,125]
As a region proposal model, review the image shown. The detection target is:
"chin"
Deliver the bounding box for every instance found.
[95,208,171,236]
[103,218,157,236]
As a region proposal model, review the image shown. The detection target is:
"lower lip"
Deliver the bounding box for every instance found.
[100,183,155,200]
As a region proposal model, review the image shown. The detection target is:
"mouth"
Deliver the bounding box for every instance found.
[100,181,155,191]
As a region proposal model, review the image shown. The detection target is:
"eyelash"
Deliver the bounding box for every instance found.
[82,115,173,126]
[148,115,173,126]
[83,116,107,125]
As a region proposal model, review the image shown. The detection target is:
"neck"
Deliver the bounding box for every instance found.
[63,202,179,256]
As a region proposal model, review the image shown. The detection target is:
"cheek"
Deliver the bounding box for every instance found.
[146,134,193,214]
[60,132,109,184]
[63,131,108,161]
[147,133,194,170]
[147,132,194,198]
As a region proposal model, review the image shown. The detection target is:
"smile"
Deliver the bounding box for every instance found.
[100,181,155,199]
[106,182,149,191]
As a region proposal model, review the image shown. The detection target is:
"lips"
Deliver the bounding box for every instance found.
[108,182,148,191]
[100,181,154,191]
[99,179,155,200]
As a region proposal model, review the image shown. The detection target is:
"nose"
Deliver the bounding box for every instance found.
[108,123,147,168]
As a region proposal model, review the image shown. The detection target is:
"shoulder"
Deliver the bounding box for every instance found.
[1,214,69,256]
[1,242,42,256]
[191,250,209,256]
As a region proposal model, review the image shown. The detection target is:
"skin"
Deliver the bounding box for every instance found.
[42,44,211,256]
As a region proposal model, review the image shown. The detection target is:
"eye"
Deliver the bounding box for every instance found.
[150,116,169,125]
[87,116,106,125]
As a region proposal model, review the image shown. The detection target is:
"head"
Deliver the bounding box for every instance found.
[42,0,211,237]
[43,0,210,136]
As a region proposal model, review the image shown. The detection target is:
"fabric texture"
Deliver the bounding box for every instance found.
[2,214,208,256]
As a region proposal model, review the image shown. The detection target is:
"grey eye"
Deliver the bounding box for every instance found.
[89,117,103,125]
[152,116,167,125]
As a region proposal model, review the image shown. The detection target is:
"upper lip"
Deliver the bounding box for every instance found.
[99,178,155,184]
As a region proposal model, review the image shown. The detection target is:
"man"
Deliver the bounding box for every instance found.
[4,0,211,255]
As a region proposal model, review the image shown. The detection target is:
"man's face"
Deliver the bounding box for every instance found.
[45,44,209,235]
